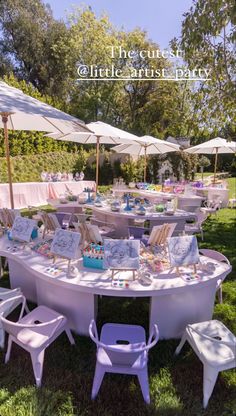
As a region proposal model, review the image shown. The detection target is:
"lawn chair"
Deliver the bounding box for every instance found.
[89,320,159,403]
[90,218,116,238]
[185,209,208,241]
[0,295,75,387]
[0,287,29,348]
[199,249,230,303]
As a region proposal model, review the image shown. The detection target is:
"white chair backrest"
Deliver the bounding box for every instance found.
[196,209,208,224]
[0,288,22,302]
[0,290,23,321]
[0,294,26,337]
[89,320,159,366]
[0,289,23,348]
[0,295,64,338]
[199,249,230,265]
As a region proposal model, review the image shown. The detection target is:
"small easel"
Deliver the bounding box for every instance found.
[111,268,137,281]
[52,255,73,277]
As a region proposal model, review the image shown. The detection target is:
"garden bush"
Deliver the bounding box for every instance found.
[0,152,81,182]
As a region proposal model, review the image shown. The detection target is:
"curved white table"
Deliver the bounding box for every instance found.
[0,236,231,339]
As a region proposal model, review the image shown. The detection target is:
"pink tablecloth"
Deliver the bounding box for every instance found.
[0,181,95,209]
[48,181,95,199]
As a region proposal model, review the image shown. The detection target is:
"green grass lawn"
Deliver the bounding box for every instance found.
[0,210,235,415]
[227,177,236,198]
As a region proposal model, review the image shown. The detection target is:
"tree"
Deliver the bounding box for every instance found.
[68,7,195,139]
[198,155,211,179]
[178,0,236,138]
[198,156,211,169]
[0,0,74,100]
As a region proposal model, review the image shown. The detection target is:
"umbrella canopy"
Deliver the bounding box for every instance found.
[0,82,88,132]
[0,81,89,207]
[185,137,236,182]
[112,135,180,182]
[185,137,236,154]
[46,121,140,189]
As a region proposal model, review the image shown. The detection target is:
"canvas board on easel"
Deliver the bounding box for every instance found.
[103,239,140,279]
[50,229,81,260]
[11,217,36,243]
[168,235,199,273]
[148,223,177,246]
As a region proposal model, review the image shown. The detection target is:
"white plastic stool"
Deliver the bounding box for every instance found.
[175,320,236,408]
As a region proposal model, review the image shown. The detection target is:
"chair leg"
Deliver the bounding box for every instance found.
[175,332,187,355]
[203,365,218,409]
[138,368,150,404]
[65,327,75,345]
[31,349,45,387]
[0,327,5,349]
[0,257,3,278]
[91,363,105,399]
[217,285,223,304]
[5,335,13,363]
[24,302,30,314]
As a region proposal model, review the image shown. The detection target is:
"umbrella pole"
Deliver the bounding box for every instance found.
[1,113,14,208]
[144,146,147,182]
[96,137,100,192]
[213,148,218,184]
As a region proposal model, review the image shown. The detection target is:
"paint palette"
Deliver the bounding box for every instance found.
[6,245,20,253]
[111,277,130,288]
[181,273,201,282]
[45,266,62,277]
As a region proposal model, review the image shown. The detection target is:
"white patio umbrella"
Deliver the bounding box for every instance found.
[112,135,180,182]
[46,121,139,190]
[0,81,89,208]
[184,137,236,182]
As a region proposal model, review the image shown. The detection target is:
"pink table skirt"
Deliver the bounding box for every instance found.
[0,181,95,209]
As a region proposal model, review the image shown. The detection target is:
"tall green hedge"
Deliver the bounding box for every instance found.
[0,151,121,184]
[0,152,81,182]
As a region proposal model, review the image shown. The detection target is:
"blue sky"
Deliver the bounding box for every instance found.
[44,0,193,48]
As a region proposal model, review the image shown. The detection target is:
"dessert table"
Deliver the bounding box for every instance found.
[0,181,95,209]
[51,202,197,237]
[0,236,231,339]
[112,187,204,210]
[90,205,197,237]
